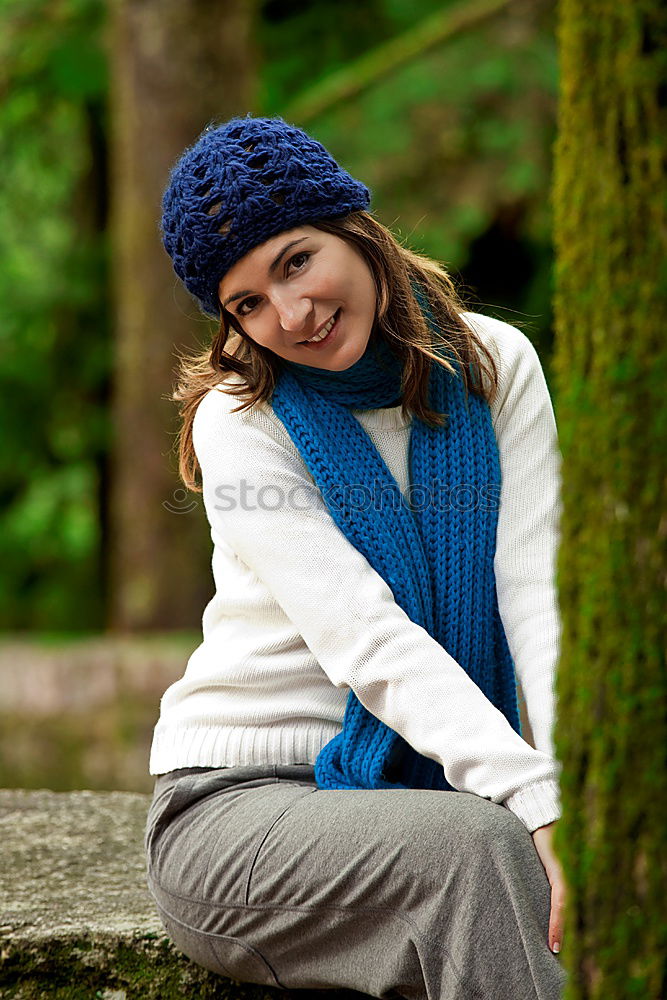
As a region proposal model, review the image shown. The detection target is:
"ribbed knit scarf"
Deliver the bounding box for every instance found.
[270,295,521,792]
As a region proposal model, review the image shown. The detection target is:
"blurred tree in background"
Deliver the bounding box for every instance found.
[0,0,559,632]
[107,0,257,631]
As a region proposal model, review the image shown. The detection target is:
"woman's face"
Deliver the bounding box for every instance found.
[218,225,377,370]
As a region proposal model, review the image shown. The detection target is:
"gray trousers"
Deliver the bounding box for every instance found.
[144,764,566,1000]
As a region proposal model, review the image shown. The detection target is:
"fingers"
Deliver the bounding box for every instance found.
[548,873,566,954]
[530,821,566,954]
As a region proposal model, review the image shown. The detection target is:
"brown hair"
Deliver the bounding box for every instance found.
[171,210,499,492]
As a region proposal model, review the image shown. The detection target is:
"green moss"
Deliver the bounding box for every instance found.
[0,934,369,1000]
[552,1,667,996]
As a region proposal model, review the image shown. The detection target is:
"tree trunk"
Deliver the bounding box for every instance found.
[107,0,258,630]
[552,2,667,996]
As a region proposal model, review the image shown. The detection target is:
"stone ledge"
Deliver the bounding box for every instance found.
[0,789,368,1000]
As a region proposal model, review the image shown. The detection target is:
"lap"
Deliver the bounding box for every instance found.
[146,762,535,902]
[144,764,557,998]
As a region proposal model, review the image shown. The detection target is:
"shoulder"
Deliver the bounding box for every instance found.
[458,311,548,419]
[192,373,301,467]
[459,310,542,373]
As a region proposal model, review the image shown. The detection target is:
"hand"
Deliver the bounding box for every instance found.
[531,820,566,955]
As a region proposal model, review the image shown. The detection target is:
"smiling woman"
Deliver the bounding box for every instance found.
[173,200,505,478]
[217,226,376,366]
[149,114,567,999]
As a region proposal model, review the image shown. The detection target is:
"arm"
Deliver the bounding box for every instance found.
[194,380,560,831]
[480,315,562,763]
[462,312,563,827]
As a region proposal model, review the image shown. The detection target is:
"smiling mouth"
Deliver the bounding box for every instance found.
[299,308,341,345]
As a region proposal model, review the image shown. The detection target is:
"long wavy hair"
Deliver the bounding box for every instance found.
[172,210,500,492]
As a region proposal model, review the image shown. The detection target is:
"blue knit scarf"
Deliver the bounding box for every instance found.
[270,296,521,792]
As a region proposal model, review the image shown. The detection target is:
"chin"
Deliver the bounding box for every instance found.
[329,354,363,372]
[318,346,365,372]
[330,331,373,371]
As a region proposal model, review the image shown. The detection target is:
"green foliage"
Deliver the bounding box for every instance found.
[0,0,109,629]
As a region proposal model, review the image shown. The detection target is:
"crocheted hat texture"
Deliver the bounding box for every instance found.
[271,288,522,792]
[160,115,371,318]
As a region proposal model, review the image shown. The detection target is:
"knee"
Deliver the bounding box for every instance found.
[453,792,535,865]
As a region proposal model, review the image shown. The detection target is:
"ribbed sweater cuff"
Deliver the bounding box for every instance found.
[502,778,561,833]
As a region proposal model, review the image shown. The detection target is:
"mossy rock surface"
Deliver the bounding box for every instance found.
[0,789,367,1000]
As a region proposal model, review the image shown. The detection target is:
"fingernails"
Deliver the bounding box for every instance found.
[552,942,560,954]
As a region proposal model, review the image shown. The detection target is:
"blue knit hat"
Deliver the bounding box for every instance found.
[160,115,371,319]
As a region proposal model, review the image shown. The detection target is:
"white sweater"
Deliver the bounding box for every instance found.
[150,311,563,833]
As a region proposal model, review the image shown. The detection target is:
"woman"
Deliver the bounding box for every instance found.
[145,114,567,999]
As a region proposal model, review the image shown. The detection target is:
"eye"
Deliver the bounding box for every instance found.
[235,250,312,316]
[236,296,260,316]
[289,250,310,271]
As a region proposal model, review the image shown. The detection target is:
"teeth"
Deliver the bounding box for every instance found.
[305,312,337,343]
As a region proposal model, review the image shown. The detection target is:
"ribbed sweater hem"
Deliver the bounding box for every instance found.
[150,723,561,832]
[149,722,342,775]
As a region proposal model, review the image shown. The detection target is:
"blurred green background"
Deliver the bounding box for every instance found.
[0,0,558,790]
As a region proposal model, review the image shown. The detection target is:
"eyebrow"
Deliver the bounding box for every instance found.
[221,237,310,310]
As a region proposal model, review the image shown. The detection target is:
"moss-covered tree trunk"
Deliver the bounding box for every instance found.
[107,0,258,630]
[552,2,667,997]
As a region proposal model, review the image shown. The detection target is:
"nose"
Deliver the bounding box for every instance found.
[270,289,313,334]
